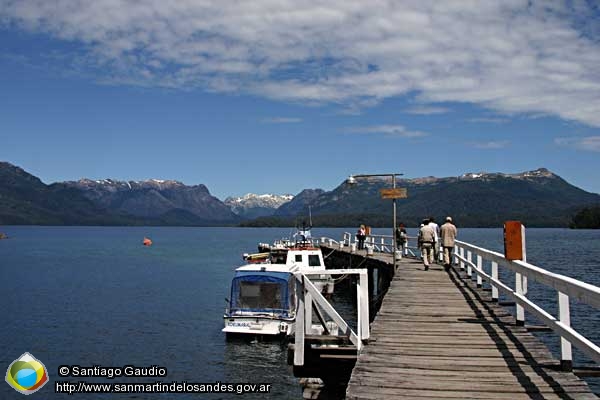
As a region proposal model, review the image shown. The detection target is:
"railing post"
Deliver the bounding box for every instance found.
[476,254,483,288]
[491,261,499,302]
[515,271,525,326]
[558,291,573,371]
[305,290,313,335]
[453,244,458,265]
[459,247,465,270]
[522,237,528,299]
[467,250,472,278]
[294,276,305,366]
[356,271,369,346]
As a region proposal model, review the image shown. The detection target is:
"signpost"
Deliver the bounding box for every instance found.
[347,173,407,268]
[380,188,408,199]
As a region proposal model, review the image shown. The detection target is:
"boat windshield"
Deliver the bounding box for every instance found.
[229,271,294,316]
[270,250,287,264]
[238,281,284,309]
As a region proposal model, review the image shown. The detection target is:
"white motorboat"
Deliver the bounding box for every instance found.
[252,222,334,295]
[223,264,296,336]
[243,244,334,295]
[224,235,335,337]
[223,212,335,336]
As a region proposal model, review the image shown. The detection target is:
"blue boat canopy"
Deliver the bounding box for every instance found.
[229,271,294,316]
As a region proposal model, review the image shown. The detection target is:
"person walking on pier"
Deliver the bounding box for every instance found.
[357,225,366,250]
[428,217,440,264]
[418,219,435,270]
[441,216,458,271]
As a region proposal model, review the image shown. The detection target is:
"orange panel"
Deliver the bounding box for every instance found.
[380,188,408,199]
[504,221,523,260]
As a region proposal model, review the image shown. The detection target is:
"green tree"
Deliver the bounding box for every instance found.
[570,206,600,229]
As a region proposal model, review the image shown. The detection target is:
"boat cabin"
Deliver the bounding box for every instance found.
[245,247,325,270]
[223,265,296,336]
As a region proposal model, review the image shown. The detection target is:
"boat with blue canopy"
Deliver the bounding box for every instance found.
[223,265,297,336]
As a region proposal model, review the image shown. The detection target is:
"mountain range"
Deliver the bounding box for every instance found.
[59,178,237,224]
[1,161,599,227]
[0,162,238,226]
[224,193,293,219]
[275,168,600,227]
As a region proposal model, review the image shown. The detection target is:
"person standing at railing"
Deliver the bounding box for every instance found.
[395,223,408,256]
[440,216,458,271]
[418,219,435,271]
[356,225,366,250]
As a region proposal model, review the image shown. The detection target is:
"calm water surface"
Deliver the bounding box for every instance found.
[0,226,599,398]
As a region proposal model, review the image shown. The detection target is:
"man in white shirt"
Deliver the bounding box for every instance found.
[428,217,440,264]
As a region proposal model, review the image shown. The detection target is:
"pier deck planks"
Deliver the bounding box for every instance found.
[334,249,598,399]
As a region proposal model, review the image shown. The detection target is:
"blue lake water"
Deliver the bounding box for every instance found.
[0,226,599,398]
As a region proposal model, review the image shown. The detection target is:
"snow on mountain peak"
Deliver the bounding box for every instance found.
[224,193,294,215]
[71,178,185,190]
[458,168,555,181]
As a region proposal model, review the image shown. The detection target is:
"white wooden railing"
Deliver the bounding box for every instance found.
[315,231,600,371]
[341,232,418,257]
[454,239,600,370]
[293,269,369,367]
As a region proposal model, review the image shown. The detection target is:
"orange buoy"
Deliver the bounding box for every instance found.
[143,237,153,246]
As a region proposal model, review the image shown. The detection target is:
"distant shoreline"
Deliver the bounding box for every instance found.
[1,224,595,229]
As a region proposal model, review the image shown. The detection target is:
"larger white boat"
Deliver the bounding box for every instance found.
[245,242,334,295]
[253,222,334,295]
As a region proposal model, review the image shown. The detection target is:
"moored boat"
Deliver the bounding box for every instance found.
[244,242,334,295]
[223,264,296,337]
[223,218,335,337]
[252,222,335,295]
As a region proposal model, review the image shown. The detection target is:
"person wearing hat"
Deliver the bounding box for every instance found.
[418,218,435,270]
[440,216,458,271]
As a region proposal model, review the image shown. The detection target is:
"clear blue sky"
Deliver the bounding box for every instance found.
[1,1,599,200]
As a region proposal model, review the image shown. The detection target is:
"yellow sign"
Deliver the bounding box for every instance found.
[380,188,408,199]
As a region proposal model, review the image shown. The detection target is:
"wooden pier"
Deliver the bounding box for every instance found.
[317,244,599,399]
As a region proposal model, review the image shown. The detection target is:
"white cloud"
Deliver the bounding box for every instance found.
[555,136,600,152]
[404,106,449,115]
[468,140,510,149]
[2,1,600,126]
[344,125,428,138]
[262,117,302,124]
[467,117,509,124]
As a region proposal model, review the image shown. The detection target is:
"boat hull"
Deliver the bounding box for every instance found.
[307,275,335,296]
[222,315,295,336]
